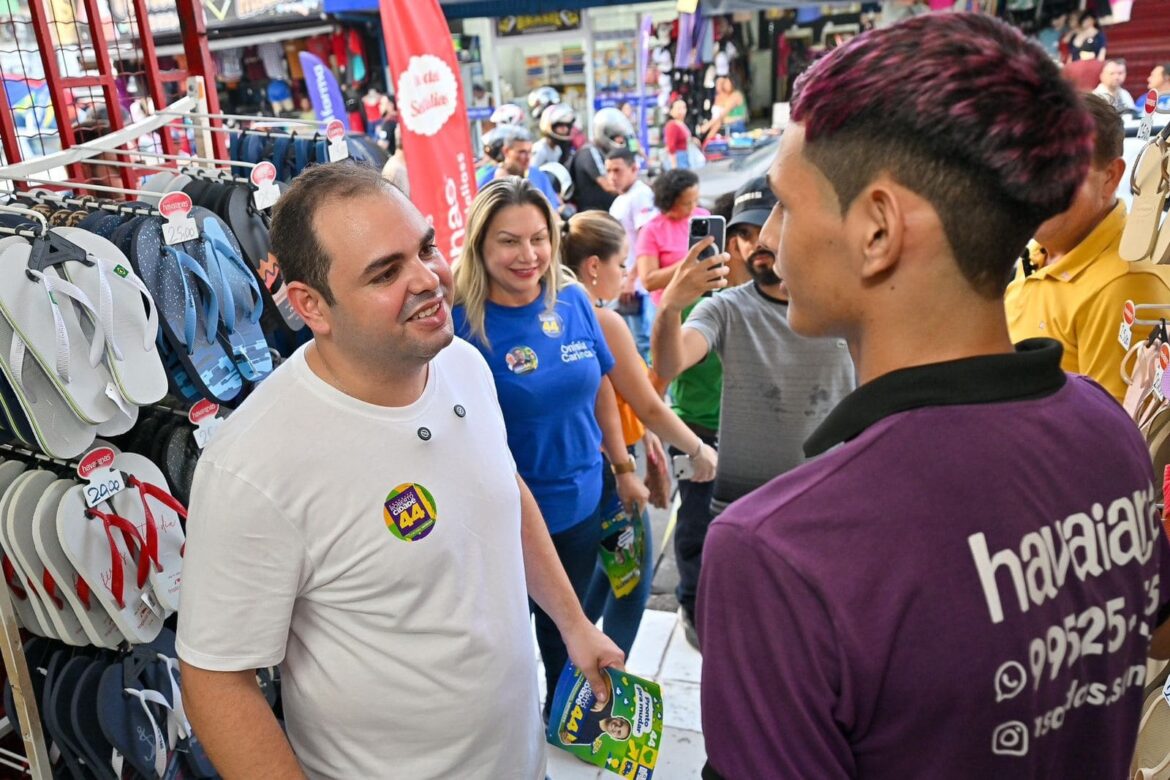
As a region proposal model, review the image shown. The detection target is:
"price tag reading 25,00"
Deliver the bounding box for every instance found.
[77,447,127,508]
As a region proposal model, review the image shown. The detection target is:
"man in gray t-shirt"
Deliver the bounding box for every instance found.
[652,187,856,516]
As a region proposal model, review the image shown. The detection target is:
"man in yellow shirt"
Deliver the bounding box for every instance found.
[1005,94,1170,402]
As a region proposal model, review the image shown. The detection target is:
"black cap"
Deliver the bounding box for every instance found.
[727,176,778,230]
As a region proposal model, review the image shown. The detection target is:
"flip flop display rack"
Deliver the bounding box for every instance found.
[0,74,353,777]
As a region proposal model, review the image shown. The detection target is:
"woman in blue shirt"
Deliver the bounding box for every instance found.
[453,177,647,711]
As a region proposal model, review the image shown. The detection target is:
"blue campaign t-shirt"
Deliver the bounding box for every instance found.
[454,284,614,533]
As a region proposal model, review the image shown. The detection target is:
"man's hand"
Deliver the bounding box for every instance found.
[689,442,717,483]
[562,618,625,705]
[659,237,731,313]
[616,471,650,513]
[620,272,640,306]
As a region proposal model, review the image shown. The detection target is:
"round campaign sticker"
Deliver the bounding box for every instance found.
[383,483,438,542]
[505,346,539,375]
[539,312,563,338]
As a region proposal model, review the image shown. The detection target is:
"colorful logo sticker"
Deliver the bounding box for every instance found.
[539,311,564,338]
[505,346,539,375]
[383,483,438,542]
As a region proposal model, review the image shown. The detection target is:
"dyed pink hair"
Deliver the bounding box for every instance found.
[792,13,1092,222]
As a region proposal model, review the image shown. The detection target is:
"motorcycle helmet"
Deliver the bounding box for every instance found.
[482,124,532,163]
[489,103,526,126]
[539,104,577,142]
[591,107,636,154]
[540,162,574,202]
[527,86,561,120]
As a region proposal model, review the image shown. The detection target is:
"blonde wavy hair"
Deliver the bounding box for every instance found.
[454,176,567,349]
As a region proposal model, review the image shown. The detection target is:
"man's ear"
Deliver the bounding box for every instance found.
[1102,157,1127,200]
[853,183,904,282]
[285,275,331,337]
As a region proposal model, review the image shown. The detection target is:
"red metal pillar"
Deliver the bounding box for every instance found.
[130,0,178,156]
[26,0,83,181]
[79,0,135,191]
[0,67,24,179]
[177,0,228,160]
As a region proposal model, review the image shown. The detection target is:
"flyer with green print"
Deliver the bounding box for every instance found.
[547,663,664,779]
[599,499,645,598]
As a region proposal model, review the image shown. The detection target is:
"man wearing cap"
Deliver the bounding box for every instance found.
[652,176,856,646]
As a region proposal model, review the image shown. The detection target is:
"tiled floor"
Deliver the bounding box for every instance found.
[542,609,705,779]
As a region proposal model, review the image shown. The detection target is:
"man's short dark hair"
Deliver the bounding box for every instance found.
[1160,63,1170,78]
[269,163,391,306]
[1081,92,1124,168]
[792,13,1093,298]
[1103,57,1127,69]
[652,168,699,212]
[606,148,637,166]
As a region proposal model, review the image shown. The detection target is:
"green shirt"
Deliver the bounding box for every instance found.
[669,300,722,430]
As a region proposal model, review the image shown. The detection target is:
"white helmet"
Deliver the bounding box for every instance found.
[490,103,527,126]
[540,162,574,201]
[539,104,576,142]
[591,107,636,154]
[527,86,561,119]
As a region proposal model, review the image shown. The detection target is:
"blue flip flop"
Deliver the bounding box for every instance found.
[97,656,171,779]
[194,212,272,383]
[42,648,88,778]
[49,651,116,779]
[129,217,242,403]
[69,655,119,780]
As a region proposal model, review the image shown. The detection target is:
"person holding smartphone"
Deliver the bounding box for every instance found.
[651,178,856,646]
[636,169,708,306]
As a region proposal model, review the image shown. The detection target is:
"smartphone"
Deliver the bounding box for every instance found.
[672,453,695,481]
[688,215,726,261]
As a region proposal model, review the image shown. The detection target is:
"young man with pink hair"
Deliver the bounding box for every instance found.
[697,13,1170,779]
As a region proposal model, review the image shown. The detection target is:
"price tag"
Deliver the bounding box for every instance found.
[326,119,349,162]
[77,447,127,508]
[189,399,229,449]
[250,162,280,211]
[159,192,198,246]
[1119,300,1136,350]
[1154,344,1169,402]
[1140,91,1157,142]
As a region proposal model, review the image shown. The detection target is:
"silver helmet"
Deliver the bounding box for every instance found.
[540,162,574,201]
[527,86,561,119]
[539,104,577,142]
[489,103,526,126]
[591,107,636,154]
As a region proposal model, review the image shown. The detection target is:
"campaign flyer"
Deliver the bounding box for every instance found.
[599,499,645,598]
[546,663,664,779]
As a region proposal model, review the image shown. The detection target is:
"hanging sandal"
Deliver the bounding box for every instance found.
[1122,137,1169,262]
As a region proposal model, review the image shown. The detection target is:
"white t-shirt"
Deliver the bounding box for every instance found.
[176,339,545,780]
[609,179,657,286]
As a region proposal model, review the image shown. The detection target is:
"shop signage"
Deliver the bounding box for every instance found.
[109,0,323,34]
[496,12,581,37]
[381,0,477,264]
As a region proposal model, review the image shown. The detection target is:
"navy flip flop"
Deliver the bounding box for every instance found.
[97,656,171,779]
[70,656,119,780]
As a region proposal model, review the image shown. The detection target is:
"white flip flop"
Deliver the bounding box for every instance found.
[31,477,123,649]
[96,402,138,438]
[1122,140,1169,262]
[51,227,167,407]
[111,453,186,614]
[0,238,98,458]
[3,469,90,645]
[0,237,118,424]
[0,459,52,637]
[56,484,163,645]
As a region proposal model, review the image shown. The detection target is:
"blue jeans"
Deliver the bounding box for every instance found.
[670,428,719,622]
[583,460,654,655]
[621,293,655,365]
[534,507,602,716]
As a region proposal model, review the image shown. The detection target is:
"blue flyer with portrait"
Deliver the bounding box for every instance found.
[546,663,664,779]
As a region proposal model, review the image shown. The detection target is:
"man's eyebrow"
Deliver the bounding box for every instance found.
[363,229,439,278]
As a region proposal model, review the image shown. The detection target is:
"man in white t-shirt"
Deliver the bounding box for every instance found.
[177,164,623,780]
[607,147,658,360]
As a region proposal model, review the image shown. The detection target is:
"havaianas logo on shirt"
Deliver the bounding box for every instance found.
[383,483,438,542]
